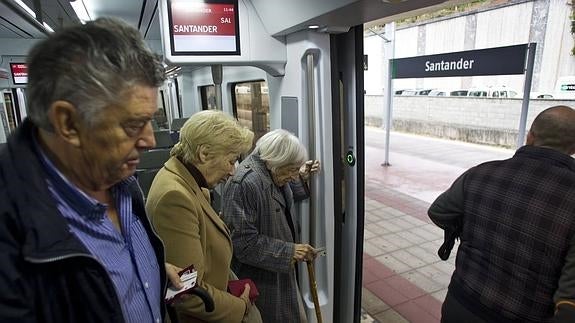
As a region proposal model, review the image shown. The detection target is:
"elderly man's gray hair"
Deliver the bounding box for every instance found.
[256,129,308,173]
[26,17,165,131]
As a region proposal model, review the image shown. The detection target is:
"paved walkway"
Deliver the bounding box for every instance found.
[360,128,514,322]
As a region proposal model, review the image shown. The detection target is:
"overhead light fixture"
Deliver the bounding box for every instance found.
[308,25,320,29]
[70,0,92,24]
[13,0,36,18]
[13,0,55,33]
[43,22,54,32]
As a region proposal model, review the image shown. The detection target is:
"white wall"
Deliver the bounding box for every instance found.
[363,0,575,96]
[544,0,575,90]
[364,35,384,95]
[393,27,419,90]
[472,1,532,90]
[423,15,467,89]
[365,94,575,130]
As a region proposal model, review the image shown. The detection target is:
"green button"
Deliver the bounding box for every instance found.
[346,151,356,166]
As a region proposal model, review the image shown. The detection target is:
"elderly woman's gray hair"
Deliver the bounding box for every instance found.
[171,110,254,164]
[256,129,308,173]
[26,17,165,131]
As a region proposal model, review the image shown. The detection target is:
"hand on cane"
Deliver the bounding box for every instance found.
[293,244,317,263]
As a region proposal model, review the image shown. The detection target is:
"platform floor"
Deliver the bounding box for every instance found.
[359,128,513,322]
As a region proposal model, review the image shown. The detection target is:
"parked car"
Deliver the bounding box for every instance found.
[428,89,469,96]
[399,89,434,96]
[554,76,575,99]
[467,86,519,98]
[415,89,434,95]
[399,89,418,96]
[529,92,554,99]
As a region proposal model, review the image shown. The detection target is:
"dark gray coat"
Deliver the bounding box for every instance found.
[222,153,306,323]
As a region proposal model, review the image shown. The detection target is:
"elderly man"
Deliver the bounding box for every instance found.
[428,106,575,323]
[0,18,182,323]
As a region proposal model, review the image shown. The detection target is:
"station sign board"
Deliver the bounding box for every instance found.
[167,0,240,55]
[391,44,528,79]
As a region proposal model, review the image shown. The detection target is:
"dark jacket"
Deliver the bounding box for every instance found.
[0,119,167,323]
[222,153,308,323]
[429,145,575,323]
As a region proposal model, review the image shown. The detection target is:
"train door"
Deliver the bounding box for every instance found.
[277,26,364,323]
[329,26,365,323]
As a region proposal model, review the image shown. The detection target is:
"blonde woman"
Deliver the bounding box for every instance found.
[146,110,256,323]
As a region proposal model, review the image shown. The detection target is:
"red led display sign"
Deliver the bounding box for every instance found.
[167,0,240,55]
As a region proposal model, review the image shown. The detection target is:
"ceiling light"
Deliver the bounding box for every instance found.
[70,0,92,24]
[14,0,36,18]
[13,0,54,33]
[42,22,54,32]
[308,25,320,29]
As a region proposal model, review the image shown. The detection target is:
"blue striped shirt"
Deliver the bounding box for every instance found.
[37,146,162,323]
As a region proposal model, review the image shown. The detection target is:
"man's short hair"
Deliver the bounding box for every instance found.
[26,17,166,131]
[530,105,575,154]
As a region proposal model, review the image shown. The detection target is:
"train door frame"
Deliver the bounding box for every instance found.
[329,26,365,323]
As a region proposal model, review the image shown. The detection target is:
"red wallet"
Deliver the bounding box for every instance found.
[228,278,259,303]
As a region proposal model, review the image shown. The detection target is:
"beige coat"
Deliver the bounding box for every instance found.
[146,157,245,323]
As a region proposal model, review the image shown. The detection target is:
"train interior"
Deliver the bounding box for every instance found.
[2,0,563,322]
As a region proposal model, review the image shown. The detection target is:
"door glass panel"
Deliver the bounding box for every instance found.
[232,80,270,145]
[200,85,217,110]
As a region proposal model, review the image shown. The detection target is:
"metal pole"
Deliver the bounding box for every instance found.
[306,54,316,161]
[305,51,320,322]
[306,53,316,238]
[211,65,223,110]
[166,81,174,131]
[517,43,536,149]
[383,22,395,166]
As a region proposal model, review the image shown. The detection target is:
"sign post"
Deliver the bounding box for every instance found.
[383,22,395,166]
[517,43,536,148]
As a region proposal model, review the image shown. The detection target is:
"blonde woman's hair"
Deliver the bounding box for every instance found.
[171,110,254,164]
[255,129,307,173]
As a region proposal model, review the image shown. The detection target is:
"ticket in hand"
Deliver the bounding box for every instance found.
[165,265,198,303]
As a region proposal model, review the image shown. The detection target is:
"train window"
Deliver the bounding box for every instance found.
[232,80,270,144]
[152,90,168,129]
[200,85,217,110]
[2,92,17,131]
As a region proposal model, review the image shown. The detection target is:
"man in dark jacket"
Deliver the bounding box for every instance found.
[428,105,575,323]
[0,18,183,323]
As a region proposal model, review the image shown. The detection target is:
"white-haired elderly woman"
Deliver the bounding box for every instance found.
[222,129,321,323]
[146,110,259,323]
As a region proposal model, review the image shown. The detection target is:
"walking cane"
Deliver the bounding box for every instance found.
[306,260,322,323]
